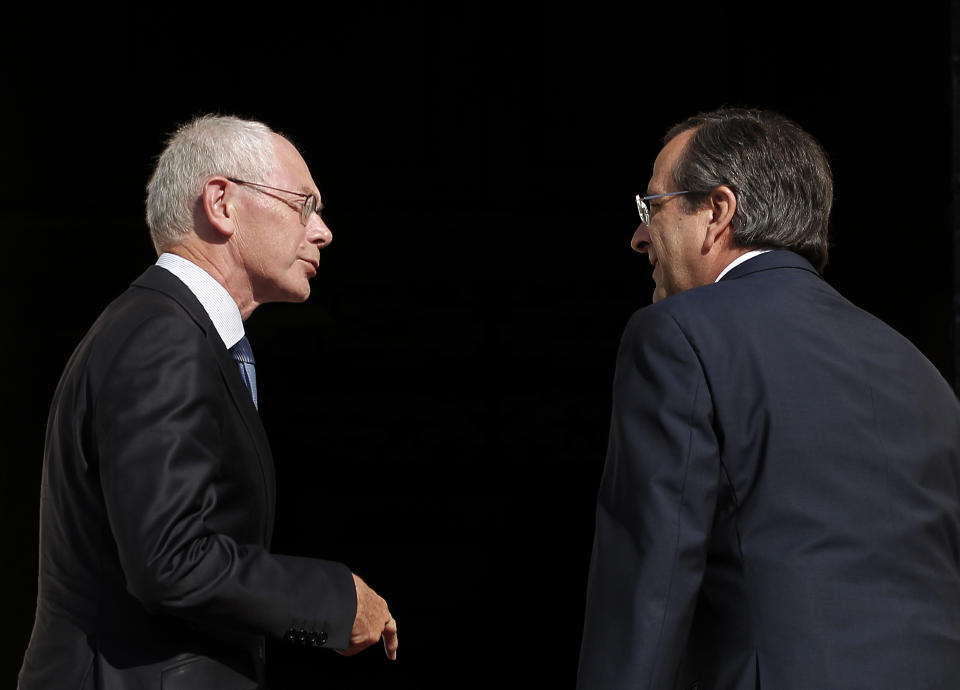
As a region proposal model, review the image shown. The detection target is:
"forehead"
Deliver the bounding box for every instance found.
[649,128,696,191]
[270,134,318,192]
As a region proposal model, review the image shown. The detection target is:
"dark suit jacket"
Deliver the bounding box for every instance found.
[577,251,960,690]
[19,266,357,689]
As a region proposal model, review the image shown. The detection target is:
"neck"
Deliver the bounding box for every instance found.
[163,242,259,320]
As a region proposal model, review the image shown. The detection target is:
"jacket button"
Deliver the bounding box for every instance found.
[318,631,328,646]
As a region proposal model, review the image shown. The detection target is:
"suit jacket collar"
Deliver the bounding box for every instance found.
[718,249,821,283]
[131,263,215,329]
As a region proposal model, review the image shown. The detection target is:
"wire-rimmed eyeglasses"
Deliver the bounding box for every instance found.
[635,191,690,226]
[227,177,322,226]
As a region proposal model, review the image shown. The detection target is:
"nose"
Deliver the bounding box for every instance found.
[307,214,333,248]
[631,223,650,254]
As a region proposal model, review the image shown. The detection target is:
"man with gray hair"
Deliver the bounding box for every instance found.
[19,115,397,689]
[577,108,960,689]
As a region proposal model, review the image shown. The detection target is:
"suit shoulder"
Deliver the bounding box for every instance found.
[93,284,207,342]
[623,290,714,336]
[643,262,828,326]
[619,300,704,364]
[66,286,214,383]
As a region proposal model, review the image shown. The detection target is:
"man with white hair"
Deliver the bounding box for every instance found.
[19,115,397,689]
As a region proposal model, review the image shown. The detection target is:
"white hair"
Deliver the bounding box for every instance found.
[145,114,276,254]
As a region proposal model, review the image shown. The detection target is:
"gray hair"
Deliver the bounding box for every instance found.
[665,108,833,271]
[146,114,276,254]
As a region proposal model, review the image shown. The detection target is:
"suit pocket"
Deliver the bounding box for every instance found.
[160,654,258,690]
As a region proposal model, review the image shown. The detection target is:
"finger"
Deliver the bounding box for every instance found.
[383,617,398,660]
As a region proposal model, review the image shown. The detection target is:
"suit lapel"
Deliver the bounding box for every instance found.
[131,265,277,545]
[209,332,277,544]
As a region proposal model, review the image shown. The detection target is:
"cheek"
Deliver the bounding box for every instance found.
[266,227,302,263]
[290,228,308,251]
[659,220,687,263]
[652,232,674,265]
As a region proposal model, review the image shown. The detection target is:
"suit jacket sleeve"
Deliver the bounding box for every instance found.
[91,307,356,647]
[578,306,721,689]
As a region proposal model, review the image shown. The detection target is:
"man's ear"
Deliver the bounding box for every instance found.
[702,184,737,251]
[202,177,235,239]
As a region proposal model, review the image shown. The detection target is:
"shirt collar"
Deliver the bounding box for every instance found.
[155,253,245,349]
[715,249,772,283]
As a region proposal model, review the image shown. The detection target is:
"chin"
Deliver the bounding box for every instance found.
[288,289,311,303]
[269,285,312,304]
[286,277,313,302]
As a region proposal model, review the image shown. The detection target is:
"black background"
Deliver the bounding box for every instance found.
[2,3,954,688]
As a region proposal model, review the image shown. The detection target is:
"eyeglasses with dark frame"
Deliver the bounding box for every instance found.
[227,177,322,227]
[635,191,690,227]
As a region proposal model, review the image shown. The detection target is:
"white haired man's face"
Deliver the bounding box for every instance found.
[232,134,333,306]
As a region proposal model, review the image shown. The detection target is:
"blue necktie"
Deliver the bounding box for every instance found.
[230,336,258,409]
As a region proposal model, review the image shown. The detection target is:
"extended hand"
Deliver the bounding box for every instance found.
[337,573,398,660]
